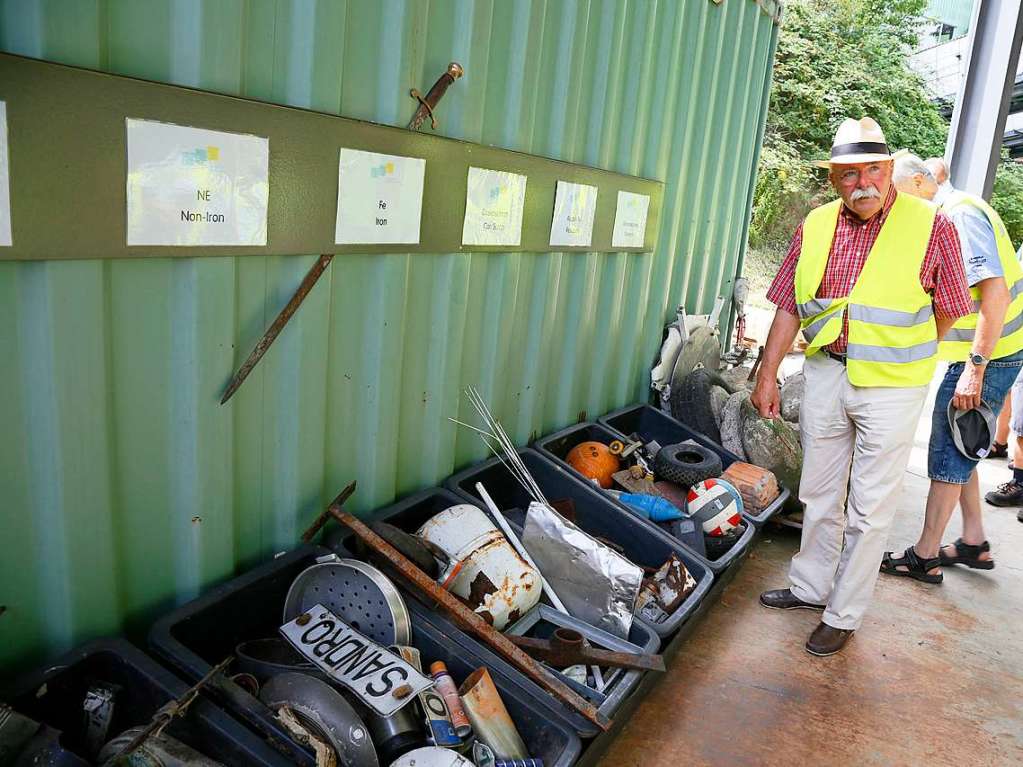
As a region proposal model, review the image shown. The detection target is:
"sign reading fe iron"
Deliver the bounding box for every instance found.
[125,118,269,246]
[280,604,434,717]
[335,148,426,244]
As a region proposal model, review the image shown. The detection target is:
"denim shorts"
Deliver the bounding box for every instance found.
[929,348,1023,484]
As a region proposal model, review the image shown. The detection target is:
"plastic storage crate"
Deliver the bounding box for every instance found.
[599,403,792,526]
[0,638,294,766]
[148,545,582,765]
[323,485,660,730]
[534,420,755,574]
[445,448,713,638]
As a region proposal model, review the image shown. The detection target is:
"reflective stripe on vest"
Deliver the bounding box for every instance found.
[938,191,1023,361]
[795,193,938,387]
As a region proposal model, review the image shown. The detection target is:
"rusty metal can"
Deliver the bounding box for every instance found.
[429,661,473,738]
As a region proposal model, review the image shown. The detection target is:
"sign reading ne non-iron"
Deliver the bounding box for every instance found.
[280,604,434,716]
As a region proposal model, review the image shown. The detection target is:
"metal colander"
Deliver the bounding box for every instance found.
[282,558,411,646]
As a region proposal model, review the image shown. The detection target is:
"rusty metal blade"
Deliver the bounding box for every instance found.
[220,254,333,405]
[507,635,665,672]
[330,508,612,732]
[300,481,357,543]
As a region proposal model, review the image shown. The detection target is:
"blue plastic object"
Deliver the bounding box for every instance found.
[618,492,683,522]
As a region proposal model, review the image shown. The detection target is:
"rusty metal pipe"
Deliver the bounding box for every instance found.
[329,507,611,731]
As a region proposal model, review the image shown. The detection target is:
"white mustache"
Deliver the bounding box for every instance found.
[850,186,882,201]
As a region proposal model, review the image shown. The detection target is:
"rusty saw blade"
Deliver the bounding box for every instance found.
[330,508,612,732]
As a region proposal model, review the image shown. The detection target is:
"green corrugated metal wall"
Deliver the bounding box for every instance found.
[0,0,779,671]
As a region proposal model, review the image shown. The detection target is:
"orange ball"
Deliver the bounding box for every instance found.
[566,441,620,489]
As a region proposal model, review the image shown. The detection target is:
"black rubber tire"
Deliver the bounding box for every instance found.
[669,368,734,443]
[654,442,723,488]
[704,522,747,560]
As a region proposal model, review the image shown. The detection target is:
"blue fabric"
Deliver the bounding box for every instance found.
[947,204,1002,287]
[929,349,1023,484]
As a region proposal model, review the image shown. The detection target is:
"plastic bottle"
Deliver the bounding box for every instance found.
[429,661,473,738]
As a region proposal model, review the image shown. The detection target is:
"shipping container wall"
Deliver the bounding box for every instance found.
[0,0,779,670]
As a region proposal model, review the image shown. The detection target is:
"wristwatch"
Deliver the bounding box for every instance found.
[970,352,989,367]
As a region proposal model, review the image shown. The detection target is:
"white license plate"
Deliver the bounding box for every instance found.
[279,603,434,717]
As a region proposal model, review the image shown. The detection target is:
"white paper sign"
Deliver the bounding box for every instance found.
[550,181,597,247]
[335,148,426,244]
[126,118,269,246]
[611,190,651,249]
[279,604,433,717]
[461,167,527,246]
[0,101,11,246]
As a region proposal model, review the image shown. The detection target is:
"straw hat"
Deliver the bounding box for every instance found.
[813,117,907,168]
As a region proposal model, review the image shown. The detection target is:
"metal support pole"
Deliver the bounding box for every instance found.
[945,0,1023,197]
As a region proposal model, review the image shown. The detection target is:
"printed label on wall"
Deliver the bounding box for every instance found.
[0,101,11,246]
[126,118,269,246]
[461,167,527,247]
[335,148,426,244]
[611,190,651,249]
[550,180,597,247]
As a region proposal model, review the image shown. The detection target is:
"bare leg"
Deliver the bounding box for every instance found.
[946,470,993,561]
[995,391,1011,445]
[909,480,963,575]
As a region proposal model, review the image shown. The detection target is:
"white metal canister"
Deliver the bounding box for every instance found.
[417,504,541,631]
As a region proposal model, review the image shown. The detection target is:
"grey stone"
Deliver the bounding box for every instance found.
[720,390,750,460]
[739,398,803,496]
[719,366,755,391]
[780,372,805,423]
[710,385,731,426]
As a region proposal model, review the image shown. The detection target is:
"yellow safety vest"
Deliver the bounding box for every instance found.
[795,193,938,387]
[938,190,1023,362]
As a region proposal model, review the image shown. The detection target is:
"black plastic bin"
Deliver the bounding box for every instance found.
[322,485,660,731]
[445,448,713,638]
[0,638,294,766]
[149,545,582,765]
[534,420,756,574]
[599,404,792,526]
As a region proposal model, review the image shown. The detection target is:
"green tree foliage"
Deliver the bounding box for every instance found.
[750,0,948,249]
[991,157,1023,248]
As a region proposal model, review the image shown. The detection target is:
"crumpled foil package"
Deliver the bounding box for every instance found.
[521,502,642,638]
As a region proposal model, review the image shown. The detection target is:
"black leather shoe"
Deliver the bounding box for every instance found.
[986,479,1023,507]
[805,622,854,656]
[759,588,826,611]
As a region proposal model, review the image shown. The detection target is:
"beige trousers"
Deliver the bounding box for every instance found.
[789,354,928,630]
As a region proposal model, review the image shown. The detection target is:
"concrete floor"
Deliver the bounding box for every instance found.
[598,390,1023,766]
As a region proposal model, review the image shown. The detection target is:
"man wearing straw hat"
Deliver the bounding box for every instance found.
[751,117,972,656]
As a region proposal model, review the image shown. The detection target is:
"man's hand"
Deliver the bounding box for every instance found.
[751,374,781,419]
[953,362,984,411]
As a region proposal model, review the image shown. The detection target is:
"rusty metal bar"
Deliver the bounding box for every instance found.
[108,655,235,762]
[300,481,357,543]
[330,508,612,732]
[508,629,665,672]
[220,254,333,404]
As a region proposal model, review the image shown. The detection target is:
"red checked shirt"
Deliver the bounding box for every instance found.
[766,186,972,353]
